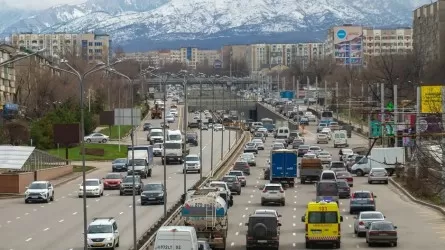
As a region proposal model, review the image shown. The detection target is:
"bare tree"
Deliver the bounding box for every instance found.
[2,120,30,145]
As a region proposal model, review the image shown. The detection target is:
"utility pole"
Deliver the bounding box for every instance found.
[335,82,339,120]
[380,83,385,146]
[393,84,398,147]
[324,80,327,109]
[415,86,420,178]
[296,79,300,101]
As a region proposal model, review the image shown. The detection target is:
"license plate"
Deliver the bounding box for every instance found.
[93,243,105,246]
[257,240,267,243]
[379,233,388,236]
[357,200,367,203]
[148,198,155,200]
[31,196,38,199]
[311,231,322,234]
[269,192,277,194]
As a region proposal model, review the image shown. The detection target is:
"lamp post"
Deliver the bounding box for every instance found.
[199,77,203,179]
[0,48,46,67]
[46,60,112,250]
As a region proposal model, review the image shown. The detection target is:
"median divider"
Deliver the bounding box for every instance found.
[132,131,251,250]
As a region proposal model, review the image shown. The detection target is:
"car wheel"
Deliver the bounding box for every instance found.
[356,170,364,176]
[25,200,29,204]
[305,242,311,248]
[385,180,389,184]
[50,193,54,201]
[281,201,285,206]
[86,139,91,143]
[102,139,107,143]
[119,192,123,196]
[116,237,120,247]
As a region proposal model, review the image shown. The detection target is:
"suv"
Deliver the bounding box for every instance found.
[221,175,242,195]
[148,129,164,144]
[25,181,55,203]
[87,217,120,249]
[184,154,201,174]
[186,132,199,146]
[349,191,377,214]
[120,175,144,196]
[245,214,281,249]
[233,161,251,175]
[260,183,285,206]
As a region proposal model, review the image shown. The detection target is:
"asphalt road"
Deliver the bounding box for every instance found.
[225,113,445,249]
[0,103,239,250]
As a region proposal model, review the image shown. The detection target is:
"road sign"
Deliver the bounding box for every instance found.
[384,122,395,136]
[213,59,222,69]
[386,101,394,111]
[280,91,294,99]
[370,120,381,137]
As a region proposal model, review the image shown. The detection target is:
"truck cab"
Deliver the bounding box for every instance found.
[162,141,184,164]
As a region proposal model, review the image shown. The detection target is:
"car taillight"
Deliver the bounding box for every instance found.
[347,177,353,182]
[359,221,364,226]
[280,189,284,193]
[369,231,379,235]
[263,190,267,193]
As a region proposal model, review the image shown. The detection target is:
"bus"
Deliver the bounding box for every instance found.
[261,118,274,132]
[320,111,334,123]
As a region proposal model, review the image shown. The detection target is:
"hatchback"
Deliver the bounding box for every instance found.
[233,161,250,175]
[221,175,242,195]
[349,191,377,214]
[366,221,398,247]
[292,138,304,149]
[368,168,389,184]
[354,211,385,237]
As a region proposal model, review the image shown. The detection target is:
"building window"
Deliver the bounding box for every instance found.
[94,42,102,46]
[88,42,93,46]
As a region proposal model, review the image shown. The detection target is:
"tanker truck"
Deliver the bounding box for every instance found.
[181,189,228,250]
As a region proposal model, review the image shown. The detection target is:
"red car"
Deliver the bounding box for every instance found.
[103,173,124,190]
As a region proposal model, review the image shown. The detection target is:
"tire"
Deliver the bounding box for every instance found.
[305,242,311,248]
[281,201,285,206]
[261,201,265,206]
[50,193,54,201]
[86,139,91,143]
[148,169,152,177]
[368,181,372,184]
[237,191,241,195]
[368,242,373,247]
[116,237,120,247]
[252,223,267,238]
[335,241,340,249]
[78,195,82,198]
[102,139,107,143]
[385,180,389,184]
[101,191,103,196]
[356,170,364,176]
[45,196,50,203]
[119,192,123,196]
[25,200,29,204]
[393,242,397,247]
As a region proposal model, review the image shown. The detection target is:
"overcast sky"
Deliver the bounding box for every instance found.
[3,0,85,10]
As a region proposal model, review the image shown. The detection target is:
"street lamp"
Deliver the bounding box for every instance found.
[0,48,47,67]
[45,59,112,250]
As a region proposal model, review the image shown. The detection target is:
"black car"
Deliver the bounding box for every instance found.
[188,121,200,128]
[337,179,351,198]
[297,145,310,157]
[143,123,152,131]
[245,214,281,249]
[141,183,165,205]
[186,132,199,146]
[119,175,144,196]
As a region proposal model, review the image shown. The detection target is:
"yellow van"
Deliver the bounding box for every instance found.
[300,201,343,249]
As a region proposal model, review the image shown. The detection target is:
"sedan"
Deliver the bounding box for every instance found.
[368,168,389,184]
[366,221,398,247]
[336,171,353,187]
[140,183,165,205]
[221,175,242,195]
[228,170,246,187]
[244,142,258,154]
[112,158,128,172]
[317,151,332,164]
[103,173,124,190]
[354,211,386,237]
[292,138,304,149]
[241,153,256,166]
[349,191,377,214]
[165,114,175,123]
[84,133,109,143]
[251,139,264,150]
[143,123,152,131]
[336,179,351,198]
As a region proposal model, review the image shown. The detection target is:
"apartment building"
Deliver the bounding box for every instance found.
[362,28,413,58]
[221,45,249,68]
[0,44,16,106]
[413,0,445,65]
[10,32,111,63]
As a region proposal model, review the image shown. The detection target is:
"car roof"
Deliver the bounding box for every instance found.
[353,190,372,193]
[146,182,163,185]
[249,214,277,218]
[265,183,282,187]
[89,218,115,226]
[86,178,100,181]
[186,154,199,157]
[223,175,237,178]
[254,209,277,214]
[31,181,48,184]
[359,211,383,215]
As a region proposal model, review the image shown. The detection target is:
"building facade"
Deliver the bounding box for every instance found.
[413,0,445,65]
[0,44,16,106]
[10,32,111,63]
[362,28,413,58]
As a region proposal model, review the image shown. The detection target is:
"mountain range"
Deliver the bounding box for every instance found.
[0,0,431,51]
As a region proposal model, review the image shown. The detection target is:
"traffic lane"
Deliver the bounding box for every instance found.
[5,128,233,250]
[227,139,301,249]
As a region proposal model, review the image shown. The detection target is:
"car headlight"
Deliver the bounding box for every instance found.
[106,237,113,241]
[158,193,164,197]
[40,192,47,196]
[94,188,99,191]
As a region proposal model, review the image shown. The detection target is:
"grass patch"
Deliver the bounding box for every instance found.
[73,165,95,173]
[46,144,127,161]
[100,125,133,139]
[393,177,445,206]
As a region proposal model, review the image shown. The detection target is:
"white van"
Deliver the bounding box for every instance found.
[320,170,337,181]
[333,130,348,148]
[154,226,199,250]
[275,127,290,139]
[167,129,183,143]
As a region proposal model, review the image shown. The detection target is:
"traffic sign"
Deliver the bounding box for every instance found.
[386,102,394,111]
[280,91,294,100]
[370,120,381,137]
[213,60,222,69]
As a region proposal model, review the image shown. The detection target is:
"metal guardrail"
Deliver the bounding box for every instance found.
[132,131,250,250]
[22,148,68,171]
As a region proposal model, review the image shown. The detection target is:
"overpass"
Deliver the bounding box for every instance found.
[187,89,256,115]
[135,77,260,88]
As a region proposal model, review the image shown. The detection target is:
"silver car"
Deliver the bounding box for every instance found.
[84,133,109,143]
[251,139,265,150]
[354,211,386,237]
[368,168,389,184]
[366,221,398,247]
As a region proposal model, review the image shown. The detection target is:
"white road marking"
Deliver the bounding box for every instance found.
[202,146,207,150]
[345,216,349,220]
[72,212,78,215]
[248,201,251,204]
[58,219,64,223]
[68,194,72,196]
[137,199,141,202]
[294,201,297,204]
[293,243,296,247]
[25,238,32,242]
[235,232,239,236]
[119,212,124,215]
[245,207,249,210]
[62,196,65,198]
[293,223,296,227]
[16,217,20,220]
[230,242,235,246]
[349,224,352,228]
[250,195,253,198]
[294,190,297,193]
[168,176,172,179]
[239,222,242,226]
[129,205,132,208]
[356,244,360,248]
[43,228,49,231]
[293,208,296,211]
[294,195,297,198]
[7,221,11,224]
[293,215,296,219]
[252,190,256,193]
[256,180,259,184]
[242,214,246,218]
[292,232,296,236]
[95,199,100,202]
[55,199,59,202]
[40,205,44,208]
[105,194,110,197]
[342,209,346,212]
[33,209,37,212]
[49,202,52,205]
[86,205,89,208]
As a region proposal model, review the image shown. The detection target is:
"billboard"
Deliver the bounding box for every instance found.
[421,86,442,113]
[333,26,363,66]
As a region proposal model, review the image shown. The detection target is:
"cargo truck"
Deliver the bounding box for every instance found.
[270,149,298,187]
[181,190,228,250]
[127,145,153,178]
[299,158,323,184]
[351,147,405,176]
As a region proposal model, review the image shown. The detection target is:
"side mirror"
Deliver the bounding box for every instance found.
[245,222,249,226]
[278,214,282,217]
[301,216,305,222]
[394,226,397,229]
[353,216,357,219]
[340,216,343,222]
[278,223,282,227]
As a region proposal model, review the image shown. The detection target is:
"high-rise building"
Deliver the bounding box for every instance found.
[413,0,445,65]
[0,44,16,106]
[10,32,111,63]
[362,28,413,60]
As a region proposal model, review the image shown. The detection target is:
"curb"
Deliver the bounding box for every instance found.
[389,177,445,216]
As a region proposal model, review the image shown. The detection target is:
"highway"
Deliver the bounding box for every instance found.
[225,115,445,249]
[0,103,238,250]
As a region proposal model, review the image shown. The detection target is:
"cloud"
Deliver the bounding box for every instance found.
[2,0,85,10]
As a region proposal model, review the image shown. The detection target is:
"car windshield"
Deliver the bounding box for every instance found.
[371,222,394,230]
[222,176,237,182]
[304,154,316,159]
[337,180,349,187]
[229,171,243,176]
[83,180,99,186]
[318,134,327,138]
[164,143,181,149]
[265,185,281,191]
[290,132,299,137]
[336,171,351,178]
[128,159,146,166]
[310,147,320,151]
[123,176,140,182]
[153,144,163,148]
[169,135,181,140]
[331,162,344,168]
[209,183,225,189]
[143,184,163,191]
[105,173,121,179]
[186,156,199,161]
[353,192,372,198]
[246,143,255,147]
[150,132,163,136]
[113,158,127,164]
[308,212,338,223]
[88,225,113,234]
[361,213,384,220]
[29,183,47,189]
[319,152,330,156]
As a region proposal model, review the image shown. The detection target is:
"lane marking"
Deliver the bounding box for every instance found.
[33,209,37,212]
[245,207,249,210]
[24,213,29,216]
[43,228,49,231]
[7,221,11,224]
[250,195,253,198]
[294,201,297,204]
[356,244,360,248]
[235,232,239,236]
[16,217,20,220]
[292,232,296,236]
[72,212,78,215]
[25,238,32,242]
[86,205,89,208]
[349,224,352,228]
[55,199,59,202]
[105,194,110,197]
[129,205,132,208]
[239,222,242,226]
[230,242,235,246]
[242,214,246,218]
[293,223,296,227]
[293,215,296,219]
[248,201,251,204]
[40,205,44,208]
[62,196,65,199]
[58,219,64,223]
[293,243,296,247]
[345,216,349,220]
[95,199,100,202]
[119,212,124,215]
[293,208,296,211]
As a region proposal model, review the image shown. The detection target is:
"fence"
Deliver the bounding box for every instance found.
[21,148,68,172]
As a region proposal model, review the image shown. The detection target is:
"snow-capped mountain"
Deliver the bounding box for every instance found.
[0,0,431,51]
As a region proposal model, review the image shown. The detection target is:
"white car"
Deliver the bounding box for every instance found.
[257,127,269,137]
[317,151,332,164]
[78,179,104,198]
[309,146,322,155]
[303,153,317,159]
[253,209,282,221]
[153,143,163,157]
[354,211,386,237]
[368,168,389,184]
[184,154,201,174]
[87,217,120,248]
[165,114,175,123]
[25,181,54,203]
[84,133,109,143]
[251,139,264,150]
[260,183,285,206]
[170,108,178,117]
[214,124,224,131]
[305,112,316,122]
[321,128,332,139]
